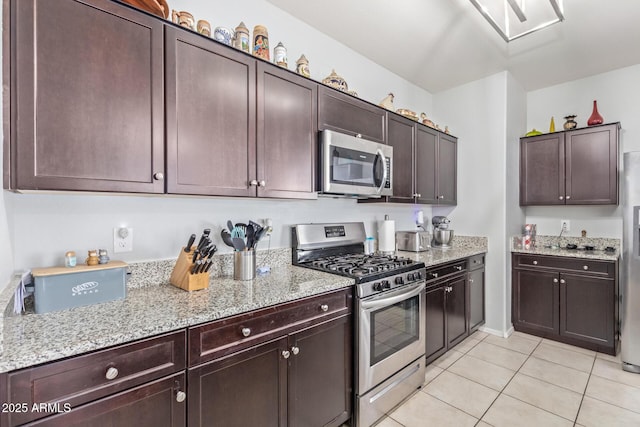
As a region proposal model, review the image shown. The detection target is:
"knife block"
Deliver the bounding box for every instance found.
[170,247,210,291]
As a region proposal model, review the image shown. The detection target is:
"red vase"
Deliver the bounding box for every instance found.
[587,100,604,126]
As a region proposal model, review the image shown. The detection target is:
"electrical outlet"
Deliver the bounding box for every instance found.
[561,220,570,233]
[263,218,273,235]
[113,227,133,253]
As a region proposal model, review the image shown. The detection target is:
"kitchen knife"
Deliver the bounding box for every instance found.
[191,260,202,274]
[184,234,196,252]
[204,259,213,273]
[192,249,200,263]
[196,228,211,251]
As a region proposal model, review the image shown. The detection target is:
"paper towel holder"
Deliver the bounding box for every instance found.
[378,214,396,255]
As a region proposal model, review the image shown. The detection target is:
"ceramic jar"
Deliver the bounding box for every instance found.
[86,250,99,266]
[274,42,288,68]
[233,21,250,53]
[252,25,270,60]
[322,69,348,92]
[296,54,310,77]
[587,100,604,126]
[172,10,195,30]
[563,115,578,130]
[197,20,211,37]
[214,27,234,46]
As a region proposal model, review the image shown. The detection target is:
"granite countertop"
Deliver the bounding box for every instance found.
[397,236,488,267]
[0,262,353,373]
[510,235,620,262]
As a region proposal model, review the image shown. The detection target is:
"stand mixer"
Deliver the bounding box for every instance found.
[431,216,454,248]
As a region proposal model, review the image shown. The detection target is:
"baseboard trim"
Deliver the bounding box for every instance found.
[478,325,514,338]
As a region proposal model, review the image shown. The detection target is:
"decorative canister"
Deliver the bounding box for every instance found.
[197,20,211,37]
[214,27,234,46]
[65,251,77,268]
[86,250,99,266]
[233,21,250,53]
[274,42,288,68]
[98,249,110,265]
[252,25,270,60]
[322,69,348,92]
[295,54,310,78]
[563,115,578,130]
[171,10,195,30]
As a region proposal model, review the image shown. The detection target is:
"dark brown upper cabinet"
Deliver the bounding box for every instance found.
[165,26,256,198]
[387,114,416,203]
[318,86,386,144]
[9,0,165,193]
[520,123,619,206]
[165,29,317,199]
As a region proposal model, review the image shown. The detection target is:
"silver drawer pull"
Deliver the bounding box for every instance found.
[105,367,119,380]
[282,350,290,359]
[559,196,564,200]
[533,261,538,265]
[320,304,329,312]
[583,265,589,270]
[176,391,186,403]
[553,278,558,283]
[469,279,474,284]
[560,279,566,284]
[241,327,251,337]
[291,346,300,355]
[153,172,164,181]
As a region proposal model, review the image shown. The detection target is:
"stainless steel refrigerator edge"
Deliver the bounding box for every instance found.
[622,151,640,373]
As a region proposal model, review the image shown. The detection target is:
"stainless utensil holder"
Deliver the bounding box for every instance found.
[234,250,256,280]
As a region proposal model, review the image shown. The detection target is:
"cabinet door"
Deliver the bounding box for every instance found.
[165,26,256,197]
[257,63,317,199]
[426,284,446,363]
[560,274,615,349]
[415,126,438,204]
[512,269,559,334]
[387,114,416,203]
[565,124,618,205]
[446,276,468,347]
[11,0,164,193]
[520,134,565,205]
[25,373,186,427]
[468,268,485,332]
[318,86,386,144]
[437,134,457,205]
[288,315,352,427]
[188,337,288,427]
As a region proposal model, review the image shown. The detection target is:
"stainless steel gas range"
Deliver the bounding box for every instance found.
[292,222,426,427]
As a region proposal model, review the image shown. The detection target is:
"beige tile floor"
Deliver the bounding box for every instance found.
[377,331,640,427]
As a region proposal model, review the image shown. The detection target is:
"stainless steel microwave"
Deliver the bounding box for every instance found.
[319,130,393,197]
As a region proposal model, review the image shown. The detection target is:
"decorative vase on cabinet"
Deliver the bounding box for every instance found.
[587,100,604,126]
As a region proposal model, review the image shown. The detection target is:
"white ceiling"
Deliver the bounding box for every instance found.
[266,0,640,93]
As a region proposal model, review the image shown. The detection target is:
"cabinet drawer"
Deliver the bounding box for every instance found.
[189,288,352,366]
[515,254,615,277]
[425,260,467,284]
[7,331,186,425]
[469,254,485,270]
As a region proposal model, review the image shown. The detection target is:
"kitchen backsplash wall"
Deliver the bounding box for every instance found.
[6,192,432,272]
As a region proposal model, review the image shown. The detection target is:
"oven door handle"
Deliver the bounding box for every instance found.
[373,148,388,195]
[360,281,425,311]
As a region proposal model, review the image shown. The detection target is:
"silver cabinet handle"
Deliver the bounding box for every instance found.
[533,261,538,265]
[356,133,362,138]
[566,196,571,200]
[560,279,566,284]
[583,265,589,270]
[250,180,258,186]
[553,278,559,283]
[439,195,444,199]
[241,327,251,337]
[559,196,564,200]
[282,350,290,359]
[291,346,300,355]
[259,180,266,187]
[176,391,186,403]
[153,172,164,181]
[455,265,462,271]
[320,304,329,312]
[469,279,474,284]
[105,367,119,380]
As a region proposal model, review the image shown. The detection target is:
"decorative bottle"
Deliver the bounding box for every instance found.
[252,25,270,60]
[587,100,604,126]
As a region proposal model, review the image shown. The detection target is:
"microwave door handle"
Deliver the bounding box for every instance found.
[374,149,388,194]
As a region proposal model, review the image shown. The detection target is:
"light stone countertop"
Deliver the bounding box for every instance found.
[510,235,620,262]
[397,236,488,267]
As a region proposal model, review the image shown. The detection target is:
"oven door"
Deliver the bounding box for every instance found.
[357,280,426,393]
[320,130,392,196]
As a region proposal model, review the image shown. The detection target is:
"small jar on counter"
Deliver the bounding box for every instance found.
[86,250,99,266]
[98,249,110,264]
[364,237,376,255]
[65,251,77,268]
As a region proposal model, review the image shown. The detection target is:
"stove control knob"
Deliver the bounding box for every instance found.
[373,282,384,292]
[395,276,404,285]
[407,273,415,281]
[381,280,391,290]
[416,271,423,280]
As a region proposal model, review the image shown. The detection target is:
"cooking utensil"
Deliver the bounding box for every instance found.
[227,221,235,235]
[221,230,234,248]
[191,249,200,263]
[246,226,255,249]
[232,237,246,251]
[184,234,196,252]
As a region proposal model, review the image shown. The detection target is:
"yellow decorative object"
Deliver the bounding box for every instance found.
[549,117,556,133]
[525,129,542,137]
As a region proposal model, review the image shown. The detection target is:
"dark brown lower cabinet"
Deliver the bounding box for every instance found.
[426,274,468,364]
[26,373,186,427]
[512,253,618,354]
[188,315,352,427]
[468,260,486,333]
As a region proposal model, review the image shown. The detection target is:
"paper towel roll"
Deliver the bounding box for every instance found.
[378,218,396,254]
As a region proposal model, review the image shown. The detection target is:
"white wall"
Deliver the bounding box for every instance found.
[526,63,640,239]
[3,0,435,272]
[433,71,514,334]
